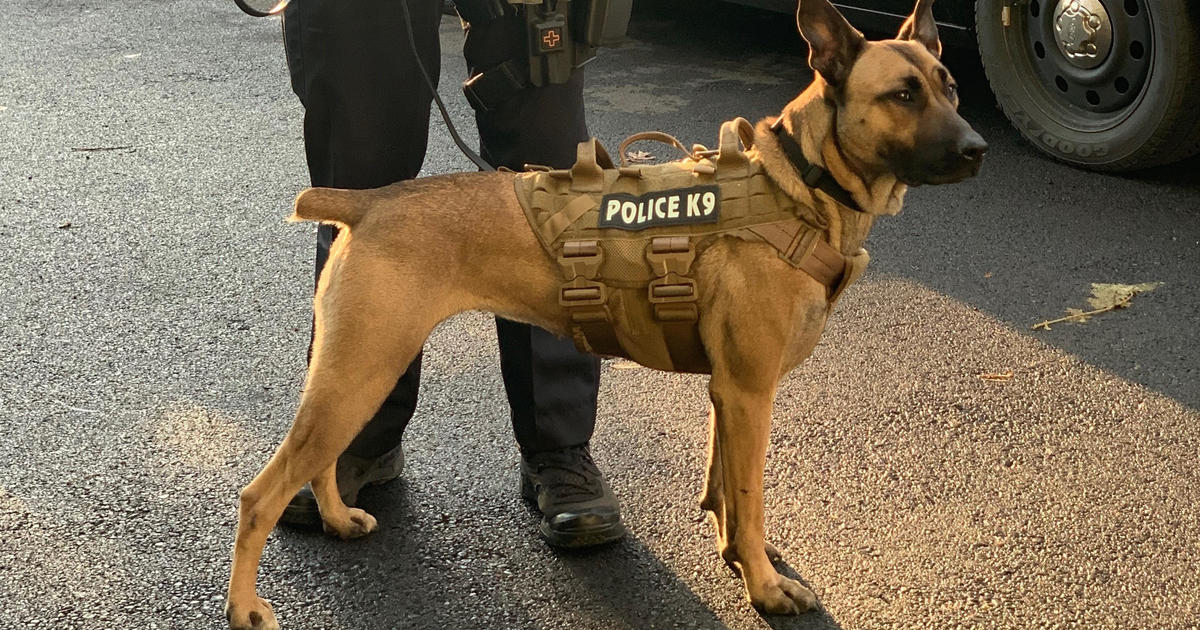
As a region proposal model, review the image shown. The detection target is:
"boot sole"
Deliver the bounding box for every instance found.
[539,520,626,549]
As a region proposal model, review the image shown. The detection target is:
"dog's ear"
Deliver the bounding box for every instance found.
[795,0,865,88]
[897,0,942,58]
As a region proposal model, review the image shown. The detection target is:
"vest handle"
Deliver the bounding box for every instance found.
[617,131,691,166]
[716,117,755,176]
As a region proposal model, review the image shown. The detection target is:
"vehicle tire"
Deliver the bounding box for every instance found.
[976,0,1200,171]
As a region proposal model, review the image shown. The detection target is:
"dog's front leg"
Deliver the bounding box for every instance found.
[708,376,817,615]
[700,404,728,545]
[701,404,783,569]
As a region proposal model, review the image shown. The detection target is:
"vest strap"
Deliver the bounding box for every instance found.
[830,248,869,305]
[646,236,710,373]
[557,240,623,356]
[743,221,858,300]
[538,194,596,244]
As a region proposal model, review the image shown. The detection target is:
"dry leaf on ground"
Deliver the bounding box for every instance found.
[1088,282,1163,310]
[625,150,655,163]
[1032,282,1162,330]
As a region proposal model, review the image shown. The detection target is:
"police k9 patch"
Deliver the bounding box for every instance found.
[597,185,720,231]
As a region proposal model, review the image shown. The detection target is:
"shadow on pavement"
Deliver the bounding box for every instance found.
[552,536,734,630]
[269,478,833,630]
[546,532,842,630]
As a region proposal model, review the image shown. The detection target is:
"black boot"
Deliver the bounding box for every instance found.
[520,444,624,548]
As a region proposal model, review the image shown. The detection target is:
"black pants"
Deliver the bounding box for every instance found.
[283,0,601,458]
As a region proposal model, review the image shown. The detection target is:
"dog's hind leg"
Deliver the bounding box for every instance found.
[226,255,441,630]
[310,462,378,540]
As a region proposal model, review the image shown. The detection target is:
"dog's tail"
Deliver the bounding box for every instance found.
[289,187,367,227]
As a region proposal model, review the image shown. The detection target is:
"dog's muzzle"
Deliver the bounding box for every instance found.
[902,123,988,186]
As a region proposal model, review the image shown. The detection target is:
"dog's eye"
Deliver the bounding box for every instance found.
[946,84,958,99]
[893,89,913,103]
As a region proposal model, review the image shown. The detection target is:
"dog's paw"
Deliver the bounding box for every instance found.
[322,507,378,540]
[749,574,818,616]
[226,596,279,630]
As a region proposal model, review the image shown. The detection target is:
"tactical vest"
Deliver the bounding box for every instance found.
[514,117,869,374]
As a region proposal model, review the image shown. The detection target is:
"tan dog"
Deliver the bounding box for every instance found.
[225,0,984,627]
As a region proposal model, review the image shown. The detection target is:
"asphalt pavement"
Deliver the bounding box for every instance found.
[1,1,1198,629]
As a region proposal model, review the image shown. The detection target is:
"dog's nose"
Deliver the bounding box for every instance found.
[958,131,988,162]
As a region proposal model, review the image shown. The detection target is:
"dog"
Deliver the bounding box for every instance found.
[225,0,985,627]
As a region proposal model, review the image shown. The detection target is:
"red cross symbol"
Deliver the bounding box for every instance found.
[542,29,561,49]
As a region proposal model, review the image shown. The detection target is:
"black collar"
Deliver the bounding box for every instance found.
[771,118,864,213]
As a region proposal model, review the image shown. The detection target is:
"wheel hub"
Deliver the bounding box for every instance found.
[1052,0,1112,69]
[1021,0,1152,115]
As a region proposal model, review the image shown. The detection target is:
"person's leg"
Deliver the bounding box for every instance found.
[462,12,622,548]
[494,320,599,452]
[280,0,442,526]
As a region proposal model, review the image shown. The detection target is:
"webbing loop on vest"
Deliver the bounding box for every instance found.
[715,118,755,179]
[570,139,613,192]
[538,194,596,244]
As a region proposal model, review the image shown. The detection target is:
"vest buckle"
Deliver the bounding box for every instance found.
[558,239,604,279]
